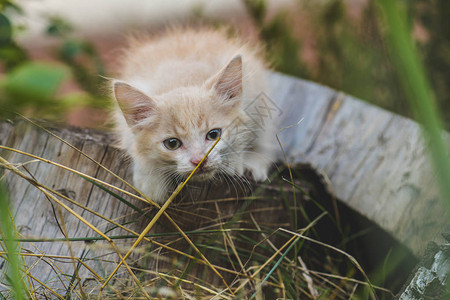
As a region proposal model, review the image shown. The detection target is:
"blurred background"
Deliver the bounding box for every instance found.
[0,0,448,129]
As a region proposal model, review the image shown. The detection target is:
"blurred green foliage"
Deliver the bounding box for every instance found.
[1,0,448,128]
[242,0,309,78]
[0,2,27,71]
[244,0,450,129]
[0,1,108,121]
[46,16,106,100]
[1,62,71,117]
[412,0,450,126]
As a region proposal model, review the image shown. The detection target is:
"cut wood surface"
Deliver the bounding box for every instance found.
[269,72,448,257]
[0,72,448,292]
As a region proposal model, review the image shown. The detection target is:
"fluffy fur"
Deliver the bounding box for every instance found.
[112,28,275,203]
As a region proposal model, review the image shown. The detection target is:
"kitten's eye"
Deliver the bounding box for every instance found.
[206,128,222,141]
[163,138,182,150]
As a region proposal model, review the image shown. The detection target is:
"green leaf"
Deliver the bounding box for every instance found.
[46,16,73,37]
[0,45,27,68]
[0,13,12,45]
[0,1,24,15]
[4,61,70,101]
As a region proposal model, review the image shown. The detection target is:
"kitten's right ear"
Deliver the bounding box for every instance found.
[113,81,155,127]
[205,55,242,102]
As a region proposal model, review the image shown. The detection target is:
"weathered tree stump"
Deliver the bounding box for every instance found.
[1,72,448,296]
[270,72,448,256]
[396,241,450,299]
[0,119,312,295]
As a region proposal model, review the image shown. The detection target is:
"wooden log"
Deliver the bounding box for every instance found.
[0,121,142,291]
[269,72,448,257]
[0,72,448,294]
[0,119,306,294]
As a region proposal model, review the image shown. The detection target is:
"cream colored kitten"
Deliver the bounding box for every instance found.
[112,28,274,203]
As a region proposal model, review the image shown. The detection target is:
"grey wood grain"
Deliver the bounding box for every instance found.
[269,72,447,257]
[1,122,137,291]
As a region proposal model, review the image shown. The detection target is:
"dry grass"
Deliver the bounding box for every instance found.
[0,120,392,299]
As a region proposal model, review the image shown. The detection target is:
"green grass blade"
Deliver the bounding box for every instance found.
[250,236,300,299]
[378,0,450,215]
[78,174,147,216]
[0,183,26,300]
[65,249,89,300]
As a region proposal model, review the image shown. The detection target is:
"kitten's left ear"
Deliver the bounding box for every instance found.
[113,81,156,128]
[207,55,242,101]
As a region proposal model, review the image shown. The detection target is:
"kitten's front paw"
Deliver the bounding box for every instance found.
[249,165,268,182]
[243,153,270,182]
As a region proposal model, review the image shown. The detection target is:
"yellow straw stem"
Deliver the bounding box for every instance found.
[101,137,232,293]
[1,139,232,293]
[0,157,151,299]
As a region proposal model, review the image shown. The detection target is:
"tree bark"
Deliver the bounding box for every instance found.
[269,72,448,257]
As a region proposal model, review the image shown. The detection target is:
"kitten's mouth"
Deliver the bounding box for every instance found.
[187,168,216,180]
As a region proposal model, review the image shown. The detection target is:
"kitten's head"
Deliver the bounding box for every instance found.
[114,55,252,182]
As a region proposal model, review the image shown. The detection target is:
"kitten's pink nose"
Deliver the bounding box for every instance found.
[190,157,207,167]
